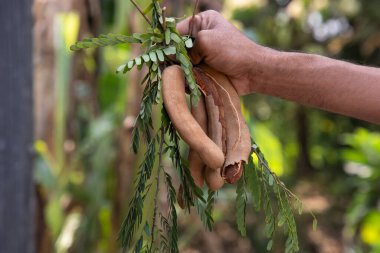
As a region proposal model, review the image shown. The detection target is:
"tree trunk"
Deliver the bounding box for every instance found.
[0,1,34,253]
[296,106,313,176]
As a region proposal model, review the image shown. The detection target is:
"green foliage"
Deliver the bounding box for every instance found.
[195,190,215,231]
[163,172,179,253]
[235,141,318,253]
[119,135,157,249]
[341,129,380,251]
[70,33,141,51]
[236,175,247,236]
[71,1,308,252]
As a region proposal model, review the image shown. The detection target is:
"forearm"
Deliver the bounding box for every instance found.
[250,51,380,124]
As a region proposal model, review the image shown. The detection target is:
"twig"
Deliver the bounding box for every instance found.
[189,0,200,36]
[130,0,152,25]
[162,7,167,32]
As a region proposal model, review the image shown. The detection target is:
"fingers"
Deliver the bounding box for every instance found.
[177,10,221,36]
[187,35,204,65]
[176,10,221,65]
[177,14,202,37]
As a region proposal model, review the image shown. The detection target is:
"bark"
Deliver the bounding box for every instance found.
[0,0,34,252]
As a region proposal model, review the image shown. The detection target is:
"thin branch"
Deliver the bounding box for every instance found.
[130,0,152,25]
[162,7,167,32]
[189,0,200,37]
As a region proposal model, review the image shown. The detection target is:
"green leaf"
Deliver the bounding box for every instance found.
[144,222,151,236]
[245,157,261,211]
[70,33,140,51]
[134,236,143,253]
[177,53,189,67]
[142,54,150,62]
[268,174,274,186]
[127,60,135,70]
[278,211,286,227]
[116,64,127,73]
[170,33,182,43]
[163,46,176,55]
[131,127,140,153]
[165,29,171,45]
[156,49,165,62]
[236,176,247,236]
[267,239,273,251]
[135,56,142,65]
[149,51,157,62]
[185,38,193,48]
[312,218,318,231]
[152,63,158,72]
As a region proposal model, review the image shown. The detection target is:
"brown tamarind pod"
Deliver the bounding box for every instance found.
[203,95,225,191]
[204,167,224,191]
[162,65,225,170]
[196,65,252,184]
[193,67,227,154]
[177,96,208,209]
[193,67,225,190]
[188,96,208,188]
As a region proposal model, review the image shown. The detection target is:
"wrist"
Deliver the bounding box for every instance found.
[246,44,282,94]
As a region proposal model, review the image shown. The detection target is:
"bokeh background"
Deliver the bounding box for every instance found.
[30,0,380,252]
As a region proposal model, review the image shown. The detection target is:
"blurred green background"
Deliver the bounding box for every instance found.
[32,0,380,252]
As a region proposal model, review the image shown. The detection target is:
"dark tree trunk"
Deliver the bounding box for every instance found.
[0,1,34,253]
[296,106,313,176]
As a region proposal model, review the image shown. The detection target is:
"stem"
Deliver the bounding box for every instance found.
[162,7,167,32]
[130,0,152,25]
[150,127,165,249]
[189,0,200,36]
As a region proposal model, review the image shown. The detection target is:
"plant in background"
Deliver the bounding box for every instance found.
[71,0,316,252]
[341,128,380,253]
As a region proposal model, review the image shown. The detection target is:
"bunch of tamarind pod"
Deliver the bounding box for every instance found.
[162,64,252,208]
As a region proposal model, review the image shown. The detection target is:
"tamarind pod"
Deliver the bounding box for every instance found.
[204,95,225,191]
[204,95,224,152]
[201,64,252,184]
[204,166,224,191]
[177,96,208,209]
[188,95,207,188]
[162,65,225,170]
[193,67,227,154]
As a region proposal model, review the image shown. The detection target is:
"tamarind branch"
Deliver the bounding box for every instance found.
[189,0,200,37]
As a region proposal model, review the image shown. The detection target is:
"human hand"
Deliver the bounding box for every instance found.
[177,10,277,95]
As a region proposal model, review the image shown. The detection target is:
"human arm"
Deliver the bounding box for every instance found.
[177,10,380,124]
